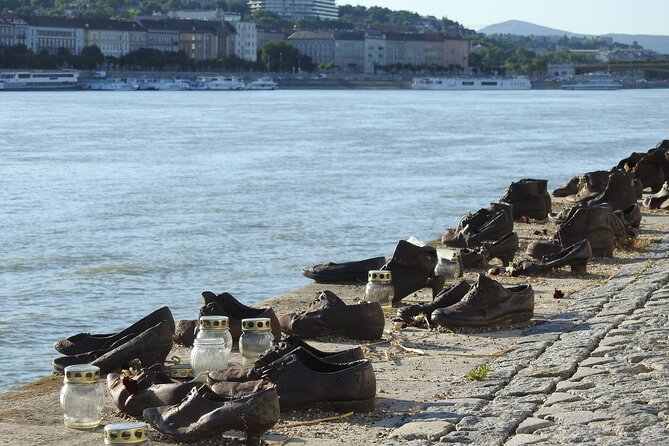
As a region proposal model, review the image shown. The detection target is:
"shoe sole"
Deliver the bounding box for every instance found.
[433,310,534,328]
[283,397,375,413]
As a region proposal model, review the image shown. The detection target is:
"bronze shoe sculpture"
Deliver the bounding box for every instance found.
[431,273,534,328]
[526,240,562,260]
[143,384,279,444]
[107,368,199,418]
[500,178,551,220]
[442,202,512,245]
[209,347,376,413]
[458,232,518,269]
[565,171,610,204]
[301,256,386,283]
[553,176,580,197]
[199,291,282,349]
[396,279,471,323]
[643,181,669,209]
[54,306,174,356]
[53,319,174,375]
[208,336,365,382]
[557,204,616,257]
[513,239,592,275]
[443,203,513,248]
[382,240,443,304]
[278,290,384,340]
[633,146,669,192]
[588,170,638,212]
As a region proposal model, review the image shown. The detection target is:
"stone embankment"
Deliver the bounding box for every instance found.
[389,230,669,445]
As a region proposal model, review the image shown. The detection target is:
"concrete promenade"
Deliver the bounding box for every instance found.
[388,231,669,445]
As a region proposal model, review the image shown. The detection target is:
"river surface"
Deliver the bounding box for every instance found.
[1,88,668,391]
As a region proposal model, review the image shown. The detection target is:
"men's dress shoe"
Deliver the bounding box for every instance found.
[53,319,174,375]
[209,336,365,382]
[480,232,519,266]
[383,240,441,305]
[278,290,384,340]
[565,171,610,204]
[587,170,638,212]
[431,273,534,328]
[396,280,471,323]
[143,384,280,443]
[500,178,551,220]
[209,348,377,413]
[301,256,386,283]
[54,306,174,356]
[514,239,592,275]
[552,176,580,197]
[643,181,669,209]
[199,291,282,349]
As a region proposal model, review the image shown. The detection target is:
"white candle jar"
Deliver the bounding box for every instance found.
[59,364,104,429]
[239,318,274,367]
[365,270,393,305]
[190,337,230,377]
[196,316,233,354]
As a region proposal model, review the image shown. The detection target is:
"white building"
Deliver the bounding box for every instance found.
[232,20,257,62]
[248,0,338,21]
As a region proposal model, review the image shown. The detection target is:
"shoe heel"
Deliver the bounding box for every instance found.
[569,261,588,274]
[246,425,274,445]
[499,255,514,267]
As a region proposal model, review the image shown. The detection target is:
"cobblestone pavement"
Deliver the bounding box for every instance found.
[387,236,669,445]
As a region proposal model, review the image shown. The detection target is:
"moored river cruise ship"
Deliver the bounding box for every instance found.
[0,70,80,90]
[412,76,532,90]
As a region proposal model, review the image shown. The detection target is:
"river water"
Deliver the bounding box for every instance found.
[1,88,668,391]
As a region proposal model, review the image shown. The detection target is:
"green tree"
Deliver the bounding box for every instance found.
[257,40,299,72]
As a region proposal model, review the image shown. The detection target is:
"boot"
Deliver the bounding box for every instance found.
[558,205,615,257]
[500,178,551,220]
[199,292,282,349]
[565,171,610,204]
[526,240,562,260]
[442,203,512,246]
[634,147,669,192]
[465,211,514,246]
[383,240,439,305]
[587,170,637,212]
[514,239,593,275]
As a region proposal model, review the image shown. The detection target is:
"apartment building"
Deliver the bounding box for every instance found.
[248,0,338,21]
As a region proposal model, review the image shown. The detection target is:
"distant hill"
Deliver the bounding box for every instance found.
[479,20,669,55]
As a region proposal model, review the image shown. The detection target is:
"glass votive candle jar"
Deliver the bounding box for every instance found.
[190,337,230,378]
[196,316,233,354]
[59,364,104,429]
[104,421,150,445]
[239,318,274,367]
[365,270,393,305]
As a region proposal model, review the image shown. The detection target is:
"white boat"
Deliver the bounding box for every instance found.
[136,78,190,91]
[561,73,622,90]
[0,70,80,91]
[246,77,278,90]
[411,77,531,90]
[205,76,245,90]
[86,78,138,91]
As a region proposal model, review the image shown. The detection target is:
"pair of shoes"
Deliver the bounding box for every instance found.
[431,274,534,328]
[212,336,365,382]
[52,307,175,375]
[442,203,514,248]
[301,256,386,283]
[396,280,471,323]
[209,346,376,413]
[143,383,279,444]
[633,145,669,192]
[513,239,593,275]
[279,290,384,340]
[459,232,519,269]
[500,178,551,220]
[199,291,282,349]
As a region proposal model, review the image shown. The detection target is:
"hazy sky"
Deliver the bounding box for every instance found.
[338,0,668,36]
